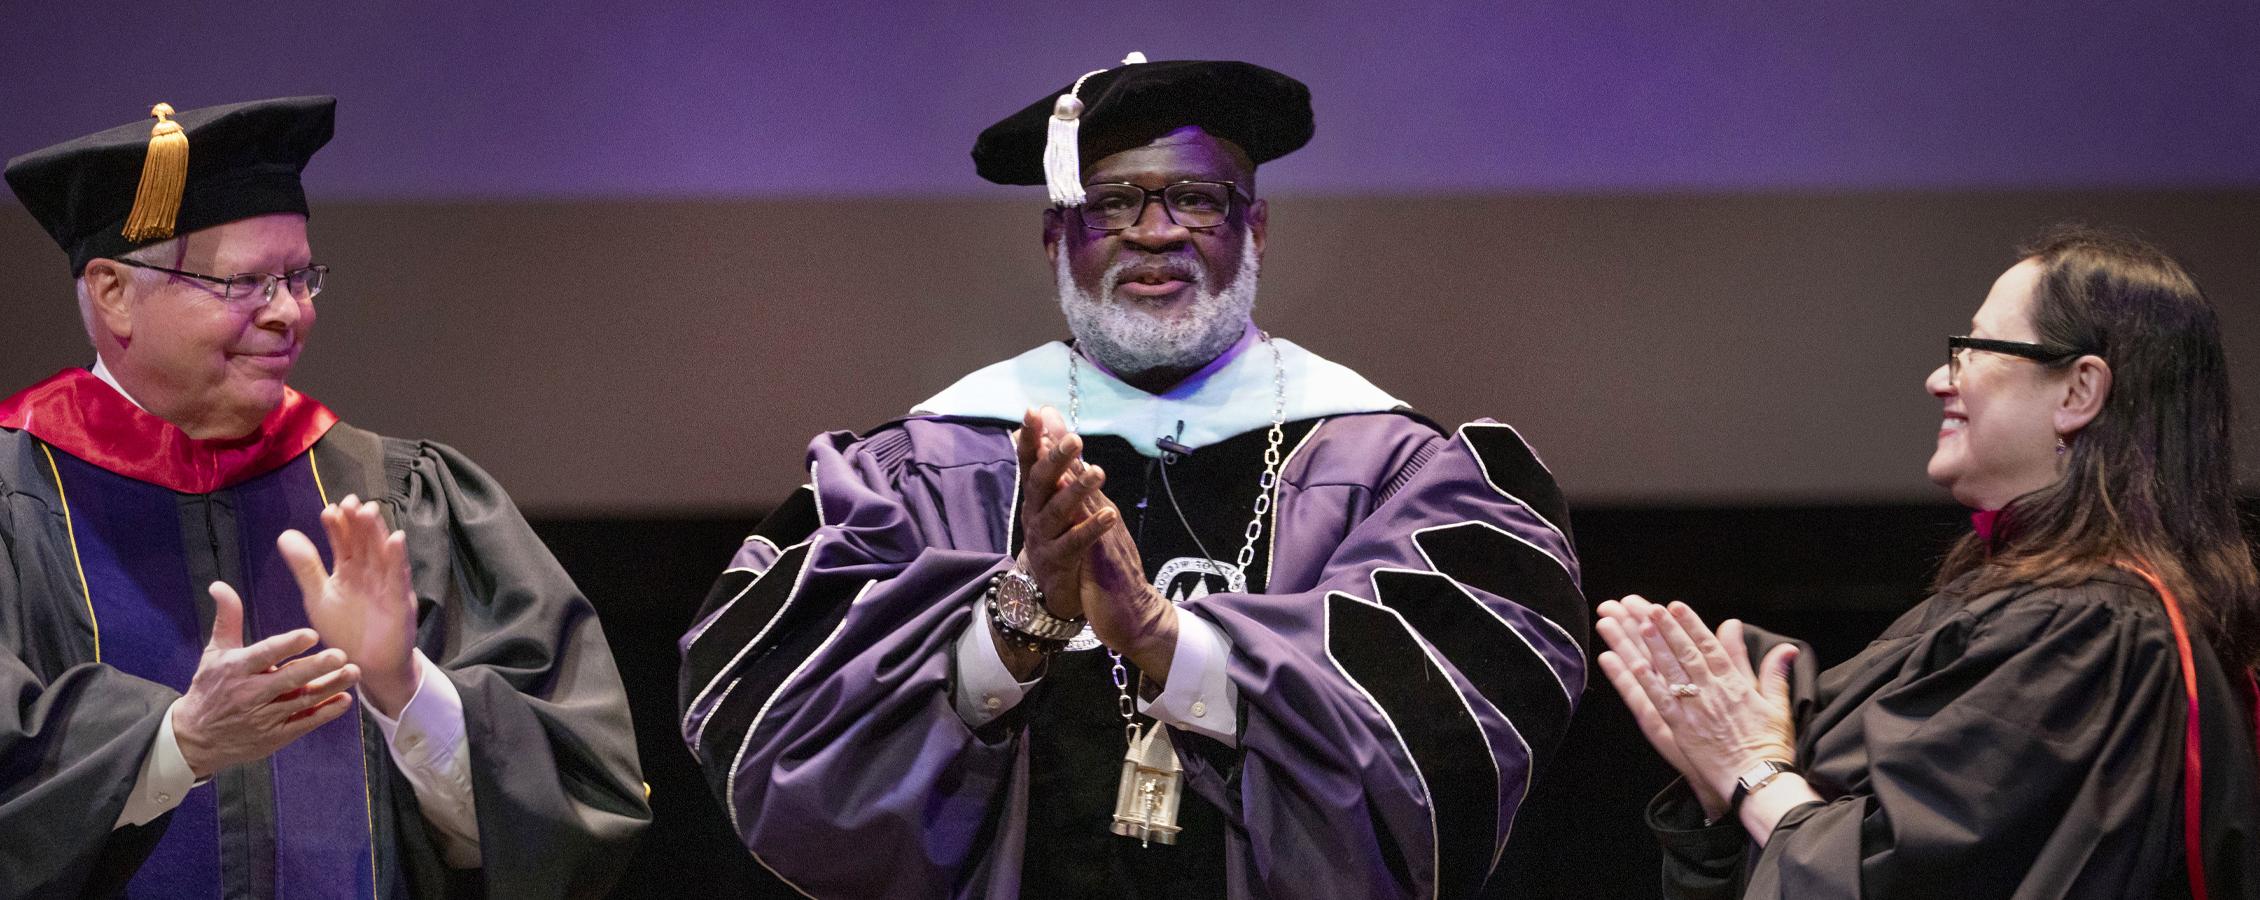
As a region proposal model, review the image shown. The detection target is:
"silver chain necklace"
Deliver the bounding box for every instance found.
[1066,333,1287,846]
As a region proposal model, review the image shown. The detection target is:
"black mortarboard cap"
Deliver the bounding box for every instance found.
[972,57,1312,200]
[6,96,335,276]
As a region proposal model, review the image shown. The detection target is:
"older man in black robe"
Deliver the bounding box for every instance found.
[0,96,647,898]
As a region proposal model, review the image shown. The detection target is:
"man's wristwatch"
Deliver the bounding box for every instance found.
[986,570,1083,655]
[1724,758,1799,821]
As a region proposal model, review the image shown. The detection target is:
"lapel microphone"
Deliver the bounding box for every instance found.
[1157,420,1193,458]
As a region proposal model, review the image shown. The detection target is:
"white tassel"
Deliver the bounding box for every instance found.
[1044,94,1086,207]
[1044,51,1148,208]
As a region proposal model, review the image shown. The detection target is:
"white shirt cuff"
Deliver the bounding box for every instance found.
[953,608,1043,729]
[364,649,482,868]
[1136,612,1239,747]
[115,698,202,829]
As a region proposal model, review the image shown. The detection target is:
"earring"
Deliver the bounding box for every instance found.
[2055,435,2067,456]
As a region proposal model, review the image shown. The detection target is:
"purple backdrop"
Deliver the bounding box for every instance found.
[6,1,2257,199]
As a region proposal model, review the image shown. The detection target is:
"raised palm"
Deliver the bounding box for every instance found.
[278,494,420,717]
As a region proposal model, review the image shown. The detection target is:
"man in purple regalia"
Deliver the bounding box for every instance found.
[0,97,648,897]
[681,56,1587,898]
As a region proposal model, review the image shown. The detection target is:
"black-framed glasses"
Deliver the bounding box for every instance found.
[1946,335,2084,387]
[1077,181,1248,231]
[112,258,328,305]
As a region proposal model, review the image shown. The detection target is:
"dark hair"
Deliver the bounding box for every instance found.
[1934,225,2260,668]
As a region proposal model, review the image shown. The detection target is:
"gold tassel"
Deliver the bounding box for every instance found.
[121,103,189,242]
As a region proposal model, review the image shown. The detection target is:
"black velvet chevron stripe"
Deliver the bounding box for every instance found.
[687,570,754,665]
[752,485,822,551]
[691,559,861,788]
[1414,522,1589,654]
[681,542,812,714]
[1327,593,1497,899]
[1459,425,1572,543]
[1371,568,1572,764]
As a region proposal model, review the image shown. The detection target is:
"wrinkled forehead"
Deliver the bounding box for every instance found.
[168,213,313,273]
[1084,126,1256,185]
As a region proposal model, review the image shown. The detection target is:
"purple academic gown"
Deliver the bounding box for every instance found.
[681,340,1587,899]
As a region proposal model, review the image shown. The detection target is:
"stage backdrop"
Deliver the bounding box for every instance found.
[1,192,2255,513]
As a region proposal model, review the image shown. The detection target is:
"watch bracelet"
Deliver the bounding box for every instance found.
[1725,759,1798,822]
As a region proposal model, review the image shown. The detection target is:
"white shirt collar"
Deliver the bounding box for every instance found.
[912,325,1403,457]
[90,358,149,412]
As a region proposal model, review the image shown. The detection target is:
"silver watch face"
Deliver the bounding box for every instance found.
[996,572,1078,640]
[996,570,1042,609]
[1736,759,1794,793]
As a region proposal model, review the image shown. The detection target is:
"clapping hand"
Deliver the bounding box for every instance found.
[1015,406,1118,621]
[172,582,359,780]
[1596,596,1798,823]
[278,495,420,718]
[1078,497,1177,686]
[1008,407,1178,685]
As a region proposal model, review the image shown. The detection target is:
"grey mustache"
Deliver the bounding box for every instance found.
[1108,258,1204,283]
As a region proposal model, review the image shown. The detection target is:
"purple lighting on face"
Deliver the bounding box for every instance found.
[3,1,2257,200]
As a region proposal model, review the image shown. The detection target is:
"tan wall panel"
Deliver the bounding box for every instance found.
[4,192,2253,514]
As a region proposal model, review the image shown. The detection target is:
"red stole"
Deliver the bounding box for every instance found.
[0,367,336,491]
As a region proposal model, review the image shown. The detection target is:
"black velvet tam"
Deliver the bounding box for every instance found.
[5,96,334,275]
[972,59,1313,185]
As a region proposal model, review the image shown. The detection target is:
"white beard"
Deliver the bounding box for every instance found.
[1058,230,1259,377]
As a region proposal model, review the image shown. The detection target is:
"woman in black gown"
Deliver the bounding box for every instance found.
[1597,227,2260,898]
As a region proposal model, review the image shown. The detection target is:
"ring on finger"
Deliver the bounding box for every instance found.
[1633,663,1678,699]
[1668,683,1701,698]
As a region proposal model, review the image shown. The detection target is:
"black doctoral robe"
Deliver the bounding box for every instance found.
[1648,570,2260,899]
[0,380,648,899]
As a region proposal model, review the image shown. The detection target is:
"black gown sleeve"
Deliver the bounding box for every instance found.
[0,641,179,896]
[1648,778,1749,900]
[379,438,650,899]
[1741,585,2186,899]
[0,433,180,897]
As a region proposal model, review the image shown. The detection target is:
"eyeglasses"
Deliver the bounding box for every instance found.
[112,258,328,305]
[1077,181,1248,231]
[1946,335,2084,387]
